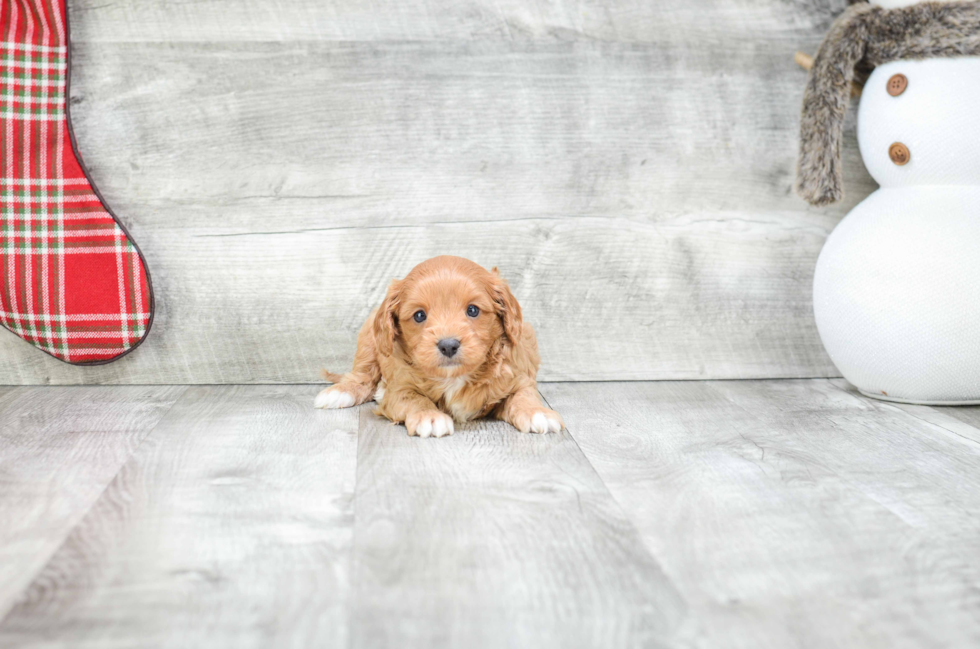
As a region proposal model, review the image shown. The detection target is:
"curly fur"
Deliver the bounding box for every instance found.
[314,256,564,437]
[797,1,980,206]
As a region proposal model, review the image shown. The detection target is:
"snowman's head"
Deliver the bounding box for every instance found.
[873,0,958,7]
[798,0,978,205]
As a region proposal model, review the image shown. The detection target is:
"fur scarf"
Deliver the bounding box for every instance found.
[797,1,980,206]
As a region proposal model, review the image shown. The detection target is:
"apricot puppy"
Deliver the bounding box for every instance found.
[314,256,563,438]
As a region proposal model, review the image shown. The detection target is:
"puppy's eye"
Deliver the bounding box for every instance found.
[413,310,427,324]
[466,305,480,318]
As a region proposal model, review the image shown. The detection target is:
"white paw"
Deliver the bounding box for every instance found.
[529,411,563,434]
[409,411,455,438]
[314,388,356,409]
[373,382,386,403]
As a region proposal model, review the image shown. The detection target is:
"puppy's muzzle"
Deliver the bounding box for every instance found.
[437,338,461,358]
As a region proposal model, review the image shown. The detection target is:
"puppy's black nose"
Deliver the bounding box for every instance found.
[437,338,461,358]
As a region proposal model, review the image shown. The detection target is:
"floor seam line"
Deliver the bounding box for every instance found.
[882,405,980,451]
[0,385,192,628]
[344,404,368,649]
[537,389,689,602]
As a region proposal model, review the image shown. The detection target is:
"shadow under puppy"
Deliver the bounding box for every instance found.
[315,256,564,437]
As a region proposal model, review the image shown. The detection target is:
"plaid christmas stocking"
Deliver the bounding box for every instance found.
[1,0,153,364]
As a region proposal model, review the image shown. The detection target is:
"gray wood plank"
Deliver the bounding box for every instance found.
[349,407,684,648]
[906,403,980,446]
[0,26,874,383]
[69,0,853,43]
[0,386,359,649]
[828,380,980,448]
[541,380,980,649]
[0,385,186,621]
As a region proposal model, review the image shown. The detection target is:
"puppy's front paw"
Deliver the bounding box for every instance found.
[406,410,455,438]
[512,408,564,434]
[314,386,357,409]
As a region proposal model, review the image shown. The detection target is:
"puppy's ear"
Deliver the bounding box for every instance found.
[373,279,403,356]
[489,267,523,344]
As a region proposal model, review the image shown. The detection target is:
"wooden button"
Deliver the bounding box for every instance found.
[889,142,910,166]
[887,73,908,96]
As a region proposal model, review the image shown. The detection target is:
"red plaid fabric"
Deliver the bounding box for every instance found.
[1,0,152,364]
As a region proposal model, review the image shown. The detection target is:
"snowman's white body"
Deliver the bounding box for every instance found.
[813,54,980,404]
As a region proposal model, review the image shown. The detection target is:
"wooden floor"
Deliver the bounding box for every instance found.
[2,380,980,648]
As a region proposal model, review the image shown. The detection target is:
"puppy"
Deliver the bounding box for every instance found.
[314,256,563,438]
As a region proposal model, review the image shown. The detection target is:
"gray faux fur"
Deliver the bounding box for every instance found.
[797,1,980,206]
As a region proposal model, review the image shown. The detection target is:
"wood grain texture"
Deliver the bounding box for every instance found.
[865,397,980,448]
[68,0,853,43]
[0,0,874,383]
[901,401,980,446]
[0,386,186,620]
[0,386,359,648]
[541,380,980,649]
[349,406,684,648]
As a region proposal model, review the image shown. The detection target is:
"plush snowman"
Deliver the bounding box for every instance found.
[798,0,980,404]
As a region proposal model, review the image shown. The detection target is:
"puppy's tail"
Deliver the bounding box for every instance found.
[320,369,346,384]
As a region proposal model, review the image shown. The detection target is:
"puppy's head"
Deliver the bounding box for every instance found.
[374,256,522,377]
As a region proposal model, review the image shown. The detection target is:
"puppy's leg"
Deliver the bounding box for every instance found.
[496,385,564,434]
[315,316,382,409]
[380,389,454,438]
